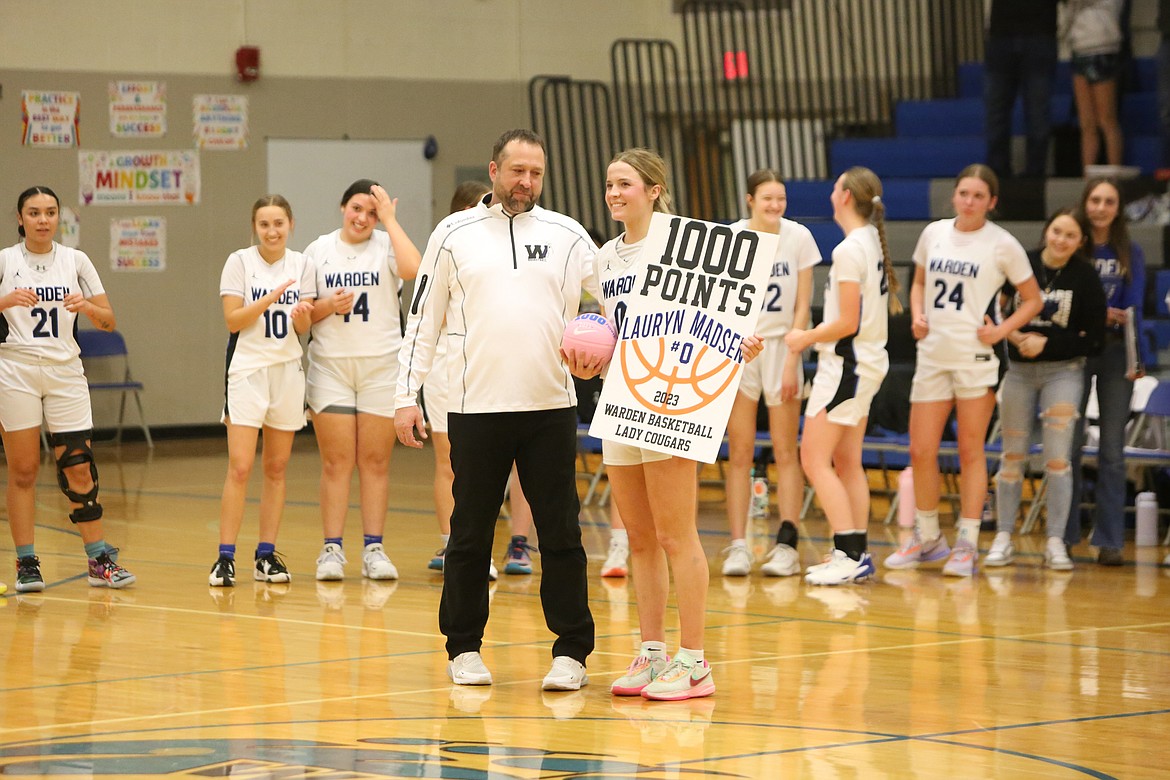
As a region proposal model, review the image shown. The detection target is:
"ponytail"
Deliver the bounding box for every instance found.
[871,196,902,315]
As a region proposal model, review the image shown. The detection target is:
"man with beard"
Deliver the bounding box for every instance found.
[395,129,599,691]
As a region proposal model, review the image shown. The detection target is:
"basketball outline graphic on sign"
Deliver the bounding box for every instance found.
[620,335,740,415]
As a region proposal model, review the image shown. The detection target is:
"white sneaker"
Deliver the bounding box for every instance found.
[315,543,346,581]
[448,651,492,685]
[361,543,399,580]
[1045,537,1073,571]
[984,532,1015,567]
[721,543,753,576]
[804,549,875,586]
[488,560,499,581]
[760,543,800,577]
[542,656,589,691]
[601,538,629,578]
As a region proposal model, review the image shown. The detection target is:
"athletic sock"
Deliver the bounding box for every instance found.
[440,533,450,547]
[677,646,705,663]
[16,544,35,559]
[611,529,628,545]
[84,540,106,559]
[641,640,667,657]
[916,509,941,541]
[956,517,981,546]
[363,534,382,548]
[834,531,867,561]
[325,537,343,548]
[729,537,747,549]
[218,544,236,560]
[256,542,275,559]
[775,520,799,548]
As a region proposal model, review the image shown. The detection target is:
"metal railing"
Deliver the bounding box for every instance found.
[531,0,984,233]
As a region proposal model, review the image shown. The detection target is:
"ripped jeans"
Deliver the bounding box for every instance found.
[996,359,1085,540]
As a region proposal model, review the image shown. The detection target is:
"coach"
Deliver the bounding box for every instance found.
[395,129,598,691]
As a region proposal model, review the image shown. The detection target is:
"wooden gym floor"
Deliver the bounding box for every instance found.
[0,435,1167,778]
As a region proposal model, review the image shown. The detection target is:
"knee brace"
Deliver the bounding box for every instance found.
[50,430,102,523]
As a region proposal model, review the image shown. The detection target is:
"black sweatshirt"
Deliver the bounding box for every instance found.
[1002,249,1107,363]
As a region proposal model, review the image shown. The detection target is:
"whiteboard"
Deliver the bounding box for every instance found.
[266,139,433,253]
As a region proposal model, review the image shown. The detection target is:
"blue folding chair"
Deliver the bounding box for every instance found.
[76,329,153,447]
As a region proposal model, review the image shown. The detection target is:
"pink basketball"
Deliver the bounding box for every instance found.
[562,313,618,364]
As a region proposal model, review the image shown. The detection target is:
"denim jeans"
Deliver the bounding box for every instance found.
[996,359,1085,540]
[1066,344,1133,550]
[1159,37,1170,167]
[985,33,1058,177]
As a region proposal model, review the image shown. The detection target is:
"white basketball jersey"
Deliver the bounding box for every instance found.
[913,218,1033,369]
[595,234,642,334]
[219,246,316,376]
[817,225,889,382]
[305,229,403,360]
[730,218,821,338]
[0,242,105,364]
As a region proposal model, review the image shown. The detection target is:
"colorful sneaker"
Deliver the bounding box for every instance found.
[428,547,446,571]
[504,539,536,575]
[611,653,670,696]
[208,555,235,587]
[87,551,136,589]
[804,550,875,586]
[641,655,715,701]
[942,541,977,577]
[361,543,399,580]
[448,651,492,685]
[882,533,950,569]
[15,556,45,593]
[1044,537,1074,571]
[601,537,629,578]
[984,532,1014,567]
[542,656,589,691]
[254,551,291,583]
[760,543,800,577]
[315,543,347,581]
[721,543,753,576]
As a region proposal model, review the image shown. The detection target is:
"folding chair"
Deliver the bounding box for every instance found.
[76,329,153,447]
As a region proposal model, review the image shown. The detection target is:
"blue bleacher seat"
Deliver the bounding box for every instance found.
[895,95,1074,137]
[785,179,932,221]
[830,136,984,179]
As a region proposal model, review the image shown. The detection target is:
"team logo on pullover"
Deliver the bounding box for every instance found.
[525,244,550,261]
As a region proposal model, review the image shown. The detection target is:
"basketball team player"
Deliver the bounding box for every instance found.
[210,195,315,587]
[423,180,534,581]
[884,164,1041,577]
[785,167,899,586]
[720,169,821,579]
[568,147,761,700]
[395,129,597,692]
[0,186,136,592]
[303,180,421,583]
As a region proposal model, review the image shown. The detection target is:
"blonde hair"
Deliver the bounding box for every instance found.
[449,180,491,214]
[609,147,672,214]
[840,166,901,315]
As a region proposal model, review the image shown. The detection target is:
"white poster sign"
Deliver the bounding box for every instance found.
[193,94,248,149]
[589,212,776,462]
[109,81,166,137]
[110,216,166,272]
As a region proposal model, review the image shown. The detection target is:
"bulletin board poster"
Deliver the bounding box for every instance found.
[110,217,166,272]
[21,90,80,147]
[109,81,166,138]
[78,150,200,206]
[193,94,248,149]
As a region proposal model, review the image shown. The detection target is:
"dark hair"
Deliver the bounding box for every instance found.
[954,163,999,200]
[251,194,293,224]
[491,129,546,165]
[746,169,785,197]
[1079,177,1131,280]
[1042,207,1092,261]
[340,179,378,207]
[839,167,901,314]
[16,186,60,238]
[449,180,491,214]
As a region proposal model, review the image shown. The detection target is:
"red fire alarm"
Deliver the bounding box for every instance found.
[236,46,260,82]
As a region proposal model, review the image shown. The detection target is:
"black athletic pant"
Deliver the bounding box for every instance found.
[442,406,594,664]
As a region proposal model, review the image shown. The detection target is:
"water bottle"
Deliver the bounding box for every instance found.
[748,464,770,558]
[897,467,915,528]
[1135,492,1159,547]
[750,474,769,520]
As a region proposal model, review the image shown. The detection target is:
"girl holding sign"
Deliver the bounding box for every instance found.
[1,185,136,592]
[721,170,821,578]
[785,167,899,586]
[565,148,761,700]
[211,195,315,587]
[884,165,1041,577]
[303,180,420,583]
